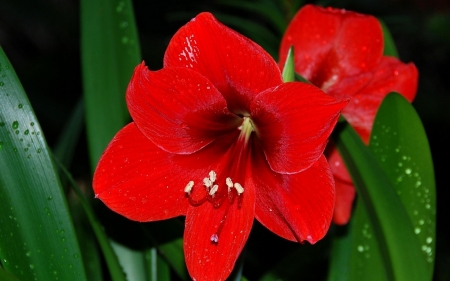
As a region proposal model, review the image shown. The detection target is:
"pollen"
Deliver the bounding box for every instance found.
[209,184,219,196]
[203,177,212,188]
[226,177,233,191]
[234,182,244,195]
[209,170,217,183]
[184,181,194,194]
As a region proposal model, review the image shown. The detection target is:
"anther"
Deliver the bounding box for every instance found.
[184,181,194,194]
[226,177,233,192]
[209,170,216,183]
[234,183,244,195]
[203,178,212,188]
[209,184,219,196]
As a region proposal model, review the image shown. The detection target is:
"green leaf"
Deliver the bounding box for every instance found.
[157,238,187,280]
[214,13,280,58]
[342,93,436,281]
[144,248,170,281]
[53,97,84,170]
[81,0,141,171]
[334,101,431,281]
[282,46,295,82]
[75,223,103,281]
[0,47,87,280]
[327,228,352,281]
[217,0,287,34]
[0,267,20,281]
[369,93,436,276]
[380,19,399,58]
[111,241,147,281]
[347,200,389,280]
[295,72,311,84]
[141,221,189,281]
[54,157,127,281]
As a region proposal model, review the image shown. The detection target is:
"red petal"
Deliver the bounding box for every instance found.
[252,148,335,243]
[164,12,283,114]
[250,82,347,174]
[344,57,419,143]
[184,169,255,281]
[93,123,192,221]
[279,5,383,90]
[333,180,356,225]
[327,147,356,225]
[127,63,240,154]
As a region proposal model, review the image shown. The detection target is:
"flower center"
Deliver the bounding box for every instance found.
[238,116,255,142]
[183,117,255,244]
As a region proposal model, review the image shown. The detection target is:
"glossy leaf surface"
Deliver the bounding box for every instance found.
[344,93,435,281]
[0,47,87,281]
[55,159,127,281]
[142,221,188,281]
[145,248,171,281]
[282,46,295,82]
[111,241,147,281]
[369,93,436,276]
[334,95,431,281]
[81,0,141,170]
[0,267,19,281]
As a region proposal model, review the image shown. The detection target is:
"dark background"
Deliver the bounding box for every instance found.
[1,0,448,280]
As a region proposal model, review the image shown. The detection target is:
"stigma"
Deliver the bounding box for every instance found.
[184,170,245,244]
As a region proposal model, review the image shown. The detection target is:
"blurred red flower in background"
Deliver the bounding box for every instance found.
[279,4,418,225]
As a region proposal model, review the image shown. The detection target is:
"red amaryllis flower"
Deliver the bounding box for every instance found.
[94,12,346,281]
[279,5,418,225]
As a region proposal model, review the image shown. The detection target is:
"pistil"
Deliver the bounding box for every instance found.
[238,117,255,143]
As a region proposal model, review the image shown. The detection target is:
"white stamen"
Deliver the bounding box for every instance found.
[226,177,233,192]
[234,183,244,195]
[203,178,212,188]
[184,181,194,194]
[210,234,219,243]
[209,170,216,183]
[209,184,219,196]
